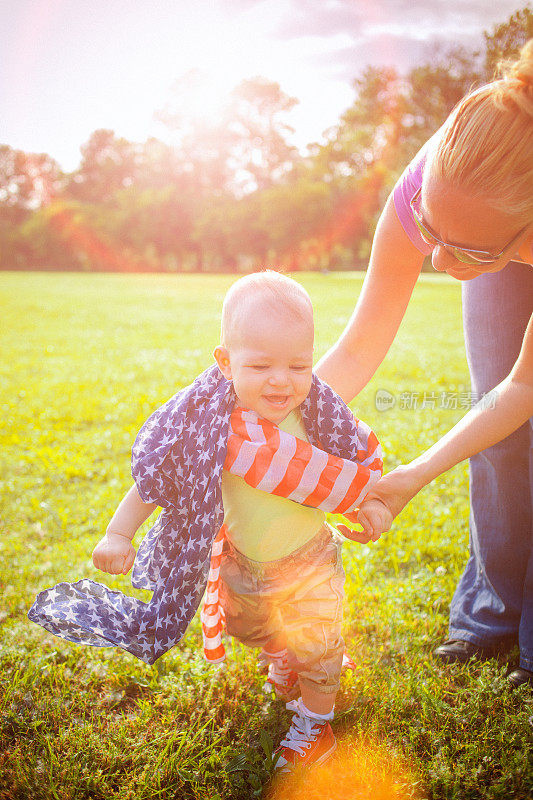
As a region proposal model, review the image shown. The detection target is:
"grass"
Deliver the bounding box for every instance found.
[1,270,532,800]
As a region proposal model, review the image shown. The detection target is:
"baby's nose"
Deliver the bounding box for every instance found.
[268,369,290,386]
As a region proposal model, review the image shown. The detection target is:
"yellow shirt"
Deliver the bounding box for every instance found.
[221,409,325,561]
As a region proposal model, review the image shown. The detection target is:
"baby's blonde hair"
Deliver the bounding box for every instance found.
[427,39,533,223]
[221,270,313,347]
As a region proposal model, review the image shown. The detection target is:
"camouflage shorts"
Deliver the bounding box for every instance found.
[219,524,345,694]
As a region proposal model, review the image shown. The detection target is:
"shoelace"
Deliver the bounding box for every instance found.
[278,700,324,756]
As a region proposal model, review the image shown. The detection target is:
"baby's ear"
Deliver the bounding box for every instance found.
[213,346,232,380]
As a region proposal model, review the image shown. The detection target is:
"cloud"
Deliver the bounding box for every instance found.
[277,0,523,40]
[312,32,483,83]
[219,0,264,9]
[268,0,522,78]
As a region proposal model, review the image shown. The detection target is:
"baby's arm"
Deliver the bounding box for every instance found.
[92,484,157,575]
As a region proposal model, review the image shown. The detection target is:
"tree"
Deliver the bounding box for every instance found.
[66,129,140,203]
[5,4,532,273]
[0,145,63,218]
[483,5,533,79]
[193,192,248,271]
[406,44,482,160]
[312,67,410,186]
[20,200,137,271]
[256,178,332,267]
[112,185,194,265]
[226,77,300,193]
[156,72,300,196]
[155,70,237,196]
[0,145,63,268]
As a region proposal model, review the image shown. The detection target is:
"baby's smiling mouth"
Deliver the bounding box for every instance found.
[264,394,290,405]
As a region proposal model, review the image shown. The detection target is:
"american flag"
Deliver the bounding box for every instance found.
[203,405,382,662]
[28,365,382,665]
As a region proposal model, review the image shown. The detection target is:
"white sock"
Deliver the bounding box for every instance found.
[298,698,335,722]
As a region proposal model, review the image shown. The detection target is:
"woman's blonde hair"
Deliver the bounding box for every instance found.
[427,39,533,222]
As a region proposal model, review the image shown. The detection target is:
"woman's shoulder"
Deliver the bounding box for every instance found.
[391,134,442,256]
[392,154,428,254]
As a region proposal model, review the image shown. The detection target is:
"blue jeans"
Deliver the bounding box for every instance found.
[449,261,533,670]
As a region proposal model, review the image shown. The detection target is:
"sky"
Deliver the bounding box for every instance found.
[1,0,525,171]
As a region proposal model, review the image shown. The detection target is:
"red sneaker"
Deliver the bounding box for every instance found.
[274,699,337,773]
[261,649,299,701]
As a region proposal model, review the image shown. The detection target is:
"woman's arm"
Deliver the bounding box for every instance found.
[356,311,533,536]
[403,313,532,487]
[315,194,425,403]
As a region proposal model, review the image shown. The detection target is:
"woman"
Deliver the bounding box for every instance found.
[316,41,533,686]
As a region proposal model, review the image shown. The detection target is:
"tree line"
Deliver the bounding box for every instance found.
[1,7,530,273]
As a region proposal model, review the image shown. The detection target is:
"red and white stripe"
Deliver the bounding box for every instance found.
[225,409,382,514]
[201,525,227,663]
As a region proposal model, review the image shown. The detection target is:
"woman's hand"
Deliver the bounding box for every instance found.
[338,464,423,542]
[366,464,423,515]
[92,532,136,575]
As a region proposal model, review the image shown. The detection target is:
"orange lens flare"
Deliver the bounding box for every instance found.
[48,204,145,271]
[278,167,386,271]
[267,736,421,800]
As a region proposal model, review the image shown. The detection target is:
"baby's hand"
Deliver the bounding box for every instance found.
[337,509,376,543]
[337,499,393,544]
[92,532,136,575]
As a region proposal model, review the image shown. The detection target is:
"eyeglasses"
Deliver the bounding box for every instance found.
[409,188,528,266]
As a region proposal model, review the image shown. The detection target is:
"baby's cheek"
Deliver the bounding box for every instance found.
[302,376,313,396]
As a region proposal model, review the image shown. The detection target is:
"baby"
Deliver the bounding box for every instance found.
[90,271,382,772]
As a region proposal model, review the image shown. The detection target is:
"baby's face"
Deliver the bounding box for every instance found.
[216,307,314,424]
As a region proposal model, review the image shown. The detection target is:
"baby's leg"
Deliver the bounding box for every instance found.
[299,684,336,715]
[273,531,344,772]
[218,547,277,650]
[263,633,287,653]
[280,529,345,710]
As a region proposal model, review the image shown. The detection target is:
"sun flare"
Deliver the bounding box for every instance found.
[173,68,232,127]
[267,737,420,800]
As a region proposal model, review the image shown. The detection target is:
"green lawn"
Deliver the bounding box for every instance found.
[1,271,531,800]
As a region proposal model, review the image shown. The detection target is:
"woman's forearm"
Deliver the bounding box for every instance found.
[358,313,533,533]
[411,311,533,488]
[357,377,532,531]
[408,376,533,490]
